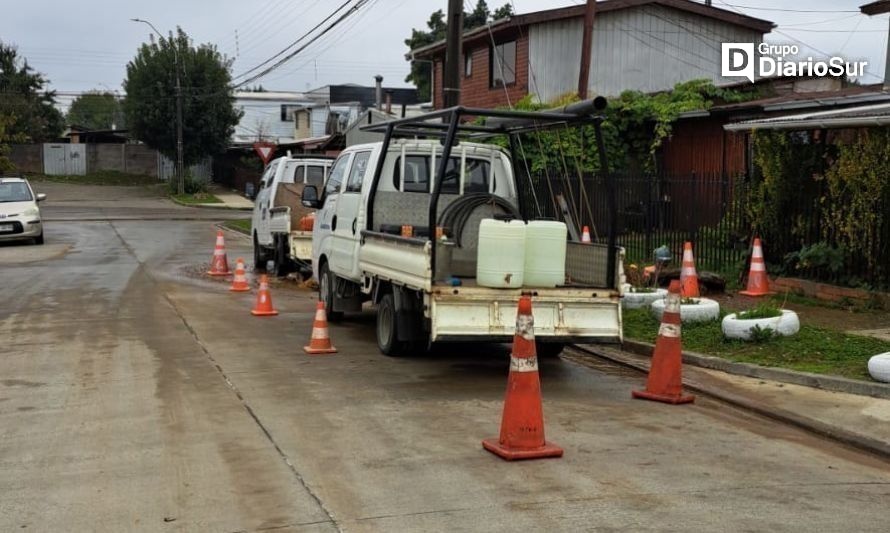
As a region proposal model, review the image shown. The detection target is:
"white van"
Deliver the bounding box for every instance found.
[251,154,333,276]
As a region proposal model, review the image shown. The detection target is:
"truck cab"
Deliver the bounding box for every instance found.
[251,154,333,275]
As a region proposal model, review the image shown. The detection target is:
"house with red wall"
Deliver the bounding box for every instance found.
[410,0,773,109]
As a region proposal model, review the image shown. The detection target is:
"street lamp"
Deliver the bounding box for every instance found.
[131,17,185,195]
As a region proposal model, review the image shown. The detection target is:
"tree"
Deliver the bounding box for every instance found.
[0,42,64,143]
[66,91,123,130]
[404,1,513,101]
[0,113,26,172]
[123,28,241,169]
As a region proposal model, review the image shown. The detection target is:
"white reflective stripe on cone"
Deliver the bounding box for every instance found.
[750,261,766,272]
[311,327,329,340]
[665,295,681,313]
[752,246,763,259]
[658,323,681,338]
[510,355,538,373]
[681,266,696,276]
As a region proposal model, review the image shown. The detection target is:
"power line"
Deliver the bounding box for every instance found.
[715,3,859,13]
[232,0,357,82]
[234,0,372,87]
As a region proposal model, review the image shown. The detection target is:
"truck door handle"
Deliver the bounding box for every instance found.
[332,215,337,231]
[352,219,357,235]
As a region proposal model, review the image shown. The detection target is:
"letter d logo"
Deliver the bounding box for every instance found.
[722,43,755,83]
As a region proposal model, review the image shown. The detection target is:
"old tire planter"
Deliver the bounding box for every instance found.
[721,309,800,341]
[868,353,890,383]
[622,288,668,310]
[650,297,720,323]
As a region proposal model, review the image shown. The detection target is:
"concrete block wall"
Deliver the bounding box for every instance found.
[7,144,44,174]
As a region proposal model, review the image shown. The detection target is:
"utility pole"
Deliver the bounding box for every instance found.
[443,0,463,108]
[860,1,890,90]
[174,49,184,195]
[131,18,185,194]
[578,0,596,99]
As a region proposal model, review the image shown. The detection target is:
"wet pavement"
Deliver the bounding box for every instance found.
[1,187,889,531]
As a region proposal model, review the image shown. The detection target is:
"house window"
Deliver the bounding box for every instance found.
[489,40,516,87]
[464,52,472,77]
[281,104,298,122]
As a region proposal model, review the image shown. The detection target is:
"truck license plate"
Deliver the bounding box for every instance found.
[0,224,13,232]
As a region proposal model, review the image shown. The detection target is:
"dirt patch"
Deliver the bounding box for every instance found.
[0,244,70,264]
[713,293,890,333]
[178,263,315,292]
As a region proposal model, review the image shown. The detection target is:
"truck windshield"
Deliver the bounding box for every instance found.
[392,156,490,194]
[0,182,32,202]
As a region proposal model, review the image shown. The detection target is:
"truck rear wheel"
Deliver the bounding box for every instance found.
[273,236,293,277]
[537,342,566,358]
[377,292,408,356]
[319,262,343,322]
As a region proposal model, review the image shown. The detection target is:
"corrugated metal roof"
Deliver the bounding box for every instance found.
[411,0,773,58]
[724,102,890,131]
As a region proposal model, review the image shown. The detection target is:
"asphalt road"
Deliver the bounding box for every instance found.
[1,187,889,532]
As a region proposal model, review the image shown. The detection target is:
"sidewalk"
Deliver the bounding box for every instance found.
[170,186,254,210]
[575,345,890,459]
[210,187,254,210]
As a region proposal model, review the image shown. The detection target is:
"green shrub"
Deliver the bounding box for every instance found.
[736,303,782,320]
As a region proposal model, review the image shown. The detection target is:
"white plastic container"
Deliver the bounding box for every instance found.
[477,218,526,288]
[524,220,567,287]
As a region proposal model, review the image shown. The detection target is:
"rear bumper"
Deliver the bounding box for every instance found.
[428,286,622,343]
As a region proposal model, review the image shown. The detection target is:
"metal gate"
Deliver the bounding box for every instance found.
[43,143,86,175]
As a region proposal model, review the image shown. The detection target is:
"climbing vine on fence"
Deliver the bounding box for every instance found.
[502,79,760,175]
[821,128,890,280]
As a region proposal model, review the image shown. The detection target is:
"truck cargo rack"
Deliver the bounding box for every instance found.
[359,98,620,290]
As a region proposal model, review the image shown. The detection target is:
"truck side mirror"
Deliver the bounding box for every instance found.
[301,185,320,208]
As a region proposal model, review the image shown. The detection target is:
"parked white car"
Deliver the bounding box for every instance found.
[0,176,46,245]
[251,154,333,276]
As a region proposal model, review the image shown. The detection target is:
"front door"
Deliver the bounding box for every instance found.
[330,151,371,279]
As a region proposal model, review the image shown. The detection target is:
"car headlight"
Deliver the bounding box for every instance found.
[22,207,39,217]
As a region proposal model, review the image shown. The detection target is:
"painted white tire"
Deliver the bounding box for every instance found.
[868,353,890,383]
[721,310,800,340]
[650,297,720,323]
[623,288,668,310]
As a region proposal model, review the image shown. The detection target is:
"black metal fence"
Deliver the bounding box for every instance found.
[518,170,890,290]
[519,171,749,273]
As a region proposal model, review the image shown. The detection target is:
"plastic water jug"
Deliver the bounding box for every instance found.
[477,218,526,288]
[524,220,567,287]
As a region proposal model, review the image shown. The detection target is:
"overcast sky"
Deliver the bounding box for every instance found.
[2,0,887,109]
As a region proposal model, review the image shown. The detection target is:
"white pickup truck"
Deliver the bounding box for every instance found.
[251,154,333,276]
[302,101,623,356]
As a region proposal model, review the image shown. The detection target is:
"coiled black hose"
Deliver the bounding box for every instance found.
[438,193,521,247]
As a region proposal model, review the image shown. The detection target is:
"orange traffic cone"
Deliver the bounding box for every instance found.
[679,241,700,298]
[303,300,337,355]
[632,280,695,405]
[581,226,592,244]
[740,238,775,297]
[251,275,278,316]
[207,230,231,276]
[483,295,563,460]
[229,258,250,292]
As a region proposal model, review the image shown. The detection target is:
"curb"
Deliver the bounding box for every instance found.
[621,339,890,400]
[169,196,253,211]
[569,346,890,461]
[216,223,251,238]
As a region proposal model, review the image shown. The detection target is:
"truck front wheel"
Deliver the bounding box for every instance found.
[319,262,343,322]
[253,234,268,270]
[377,292,408,356]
